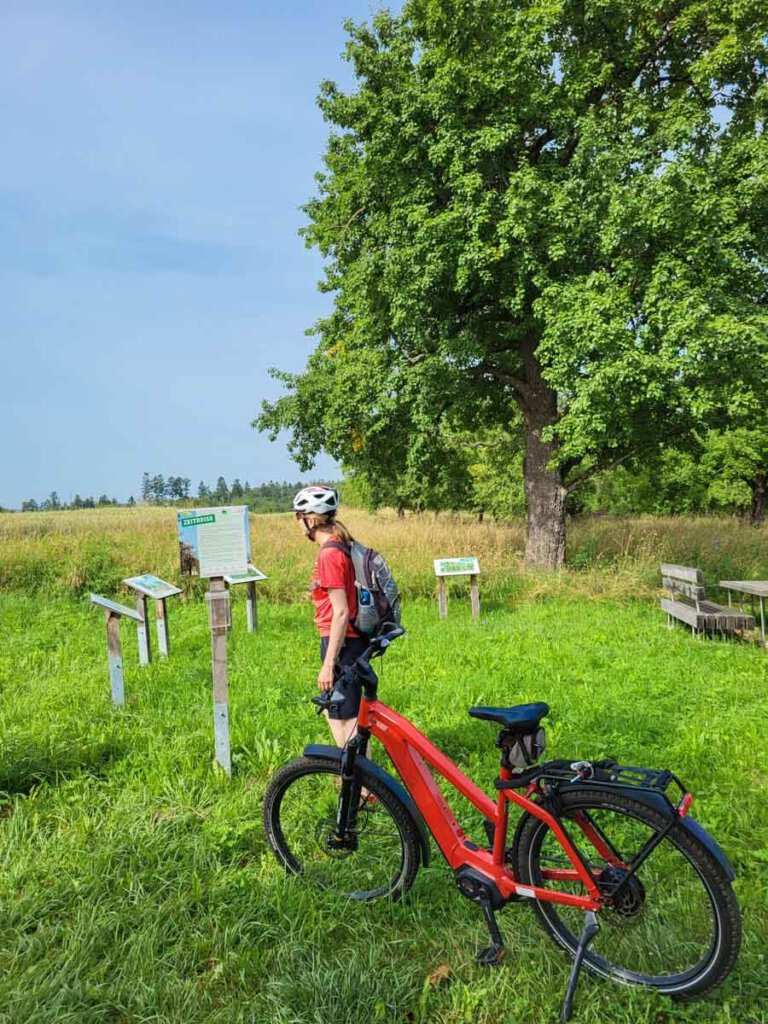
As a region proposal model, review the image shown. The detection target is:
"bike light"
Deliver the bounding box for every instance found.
[677,792,694,817]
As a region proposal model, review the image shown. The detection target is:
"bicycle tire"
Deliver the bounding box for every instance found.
[263,756,421,901]
[512,787,741,999]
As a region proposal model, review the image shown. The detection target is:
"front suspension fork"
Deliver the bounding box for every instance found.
[333,730,370,838]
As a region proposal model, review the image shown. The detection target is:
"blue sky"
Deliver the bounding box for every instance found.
[1,1,392,507]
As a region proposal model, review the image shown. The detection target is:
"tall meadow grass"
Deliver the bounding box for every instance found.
[1,506,766,604]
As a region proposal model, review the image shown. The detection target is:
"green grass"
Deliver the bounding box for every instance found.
[0,594,766,1023]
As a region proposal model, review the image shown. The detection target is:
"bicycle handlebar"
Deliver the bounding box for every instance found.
[310,624,405,713]
[366,623,406,658]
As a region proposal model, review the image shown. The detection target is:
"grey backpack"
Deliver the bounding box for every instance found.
[326,540,401,637]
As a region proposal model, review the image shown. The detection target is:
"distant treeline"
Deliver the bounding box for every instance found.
[141,473,324,513]
[20,492,124,512]
[15,476,334,515]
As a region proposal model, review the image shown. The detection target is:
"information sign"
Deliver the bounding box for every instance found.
[223,565,268,585]
[434,556,481,577]
[177,506,250,578]
[123,574,182,599]
[90,594,143,622]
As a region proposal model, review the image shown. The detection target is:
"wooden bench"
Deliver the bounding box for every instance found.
[661,564,755,635]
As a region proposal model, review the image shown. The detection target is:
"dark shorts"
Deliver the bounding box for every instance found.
[319,635,370,720]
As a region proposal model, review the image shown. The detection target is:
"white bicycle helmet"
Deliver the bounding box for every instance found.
[292,485,339,516]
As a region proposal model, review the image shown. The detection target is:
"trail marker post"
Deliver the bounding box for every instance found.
[177,505,251,777]
[123,575,182,658]
[433,557,481,622]
[135,592,151,665]
[89,594,145,705]
[206,577,232,775]
[224,565,268,633]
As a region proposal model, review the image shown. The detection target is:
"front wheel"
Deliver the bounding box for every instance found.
[263,756,421,901]
[513,788,741,999]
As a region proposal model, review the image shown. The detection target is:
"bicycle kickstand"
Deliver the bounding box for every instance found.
[560,911,600,1022]
[476,899,506,966]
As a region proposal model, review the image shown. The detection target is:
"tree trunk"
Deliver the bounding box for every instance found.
[520,339,567,569]
[750,473,766,527]
[523,423,567,568]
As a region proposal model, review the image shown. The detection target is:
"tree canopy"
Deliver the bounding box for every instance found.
[257,0,768,565]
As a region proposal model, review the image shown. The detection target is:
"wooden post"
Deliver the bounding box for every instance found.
[206,577,232,776]
[222,567,266,631]
[470,574,480,621]
[105,610,124,706]
[91,594,143,704]
[123,577,181,657]
[135,593,152,666]
[438,576,448,619]
[245,581,258,633]
[156,597,170,657]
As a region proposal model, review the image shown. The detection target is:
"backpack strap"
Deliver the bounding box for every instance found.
[323,540,351,557]
[321,539,362,637]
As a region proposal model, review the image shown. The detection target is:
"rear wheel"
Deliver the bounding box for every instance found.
[513,788,740,999]
[263,756,421,901]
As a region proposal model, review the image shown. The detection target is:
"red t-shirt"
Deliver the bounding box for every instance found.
[311,542,359,637]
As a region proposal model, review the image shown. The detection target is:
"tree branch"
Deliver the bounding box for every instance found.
[467,364,533,403]
[565,450,636,494]
[338,206,366,250]
[441,431,508,451]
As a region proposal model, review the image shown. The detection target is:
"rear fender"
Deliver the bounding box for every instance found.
[558,781,736,881]
[304,744,431,867]
[678,815,736,881]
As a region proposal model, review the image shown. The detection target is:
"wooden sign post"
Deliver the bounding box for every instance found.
[433,557,481,621]
[205,577,232,776]
[224,565,268,633]
[135,592,152,665]
[90,594,145,705]
[123,575,182,659]
[177,505,251,777]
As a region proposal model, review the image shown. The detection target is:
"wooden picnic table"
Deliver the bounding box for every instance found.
[719,581,768,644]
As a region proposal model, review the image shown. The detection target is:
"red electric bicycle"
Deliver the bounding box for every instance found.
[263,626,741,1019]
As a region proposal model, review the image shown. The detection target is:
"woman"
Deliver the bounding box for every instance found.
[293,485,368,747]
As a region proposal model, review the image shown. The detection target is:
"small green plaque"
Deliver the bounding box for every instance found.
[434,556,480,577]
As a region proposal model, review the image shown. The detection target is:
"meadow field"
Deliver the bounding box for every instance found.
[0,508,767,1023]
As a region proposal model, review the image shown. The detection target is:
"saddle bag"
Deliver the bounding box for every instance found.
[499,727,547,769]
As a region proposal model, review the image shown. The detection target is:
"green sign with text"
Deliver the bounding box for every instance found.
[433,556,480,577]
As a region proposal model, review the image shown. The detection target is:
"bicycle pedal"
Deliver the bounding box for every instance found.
[476,944,505,967]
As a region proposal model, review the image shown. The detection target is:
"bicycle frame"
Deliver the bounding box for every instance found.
[358,695,609,911]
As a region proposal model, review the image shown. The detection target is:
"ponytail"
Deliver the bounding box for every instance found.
[329,517,354,546]
[303,512,354,545]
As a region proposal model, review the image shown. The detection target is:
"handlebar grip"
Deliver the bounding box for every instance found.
[378,624,406,647]
[311,688,346,714]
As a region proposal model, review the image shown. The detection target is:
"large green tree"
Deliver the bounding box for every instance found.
[257,0,767,567]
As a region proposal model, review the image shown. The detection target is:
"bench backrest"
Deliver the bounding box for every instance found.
[660,564,707,604]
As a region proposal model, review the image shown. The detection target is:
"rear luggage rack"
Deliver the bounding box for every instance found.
[496,758,692,814]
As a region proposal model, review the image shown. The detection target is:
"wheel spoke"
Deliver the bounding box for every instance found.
[517,794,733,989]
[266,763,413,900]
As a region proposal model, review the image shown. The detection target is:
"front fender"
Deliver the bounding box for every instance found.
[304,744,431,867]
